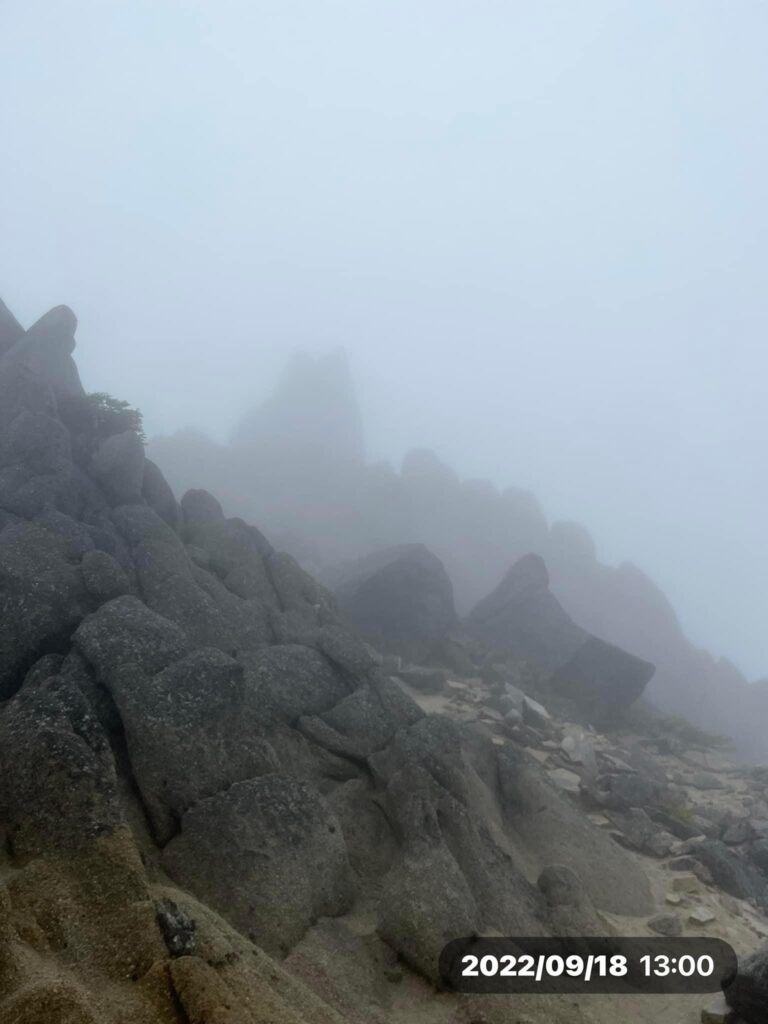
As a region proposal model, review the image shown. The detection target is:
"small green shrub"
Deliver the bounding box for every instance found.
[85,392,146,444]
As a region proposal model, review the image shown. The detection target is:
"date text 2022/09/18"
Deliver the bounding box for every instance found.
[439,936,737,994]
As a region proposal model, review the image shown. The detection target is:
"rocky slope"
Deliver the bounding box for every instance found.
[0,298,766,1024]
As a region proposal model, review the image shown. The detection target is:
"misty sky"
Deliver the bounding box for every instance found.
[1,2,767,678]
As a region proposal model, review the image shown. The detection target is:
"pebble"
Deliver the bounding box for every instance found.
[547,768,581,794]
[688,905,716,925]
[722,820,751,845]
[587,813,611,828]
[671,873,701,893]
[668,855,699,871]
[648,913,682,936]
[690,771,724,791]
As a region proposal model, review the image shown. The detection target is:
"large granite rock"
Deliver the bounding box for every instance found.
[74,594,192,681]
[0,305,84,400]
[538,864,608,936]
[466,553,585,669]
[377,847,478,985]
[693,840,768,908]
[0,519,96,698]
[299,673,423,760]
[90,430,146,504]
[375,746,546,983]
[111,504,265,652]
[325,543,457,661]
[243,644,353,724]
[550,635,655,720]
[0,673,122,857]
[180,488,276,605]
[466,553,654,717]
[163,774,355,956]
[141,457,181,528]
[101,651,277,843]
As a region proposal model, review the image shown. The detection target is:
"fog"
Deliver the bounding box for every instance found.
[1,1,767,678]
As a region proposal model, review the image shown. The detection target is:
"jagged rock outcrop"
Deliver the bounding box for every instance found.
[466,553,585,669]
[323,543,458,662]
[0,305,84,401]
[0,298,735,1024]
[16,303,768,1024]
[466,553,655,718]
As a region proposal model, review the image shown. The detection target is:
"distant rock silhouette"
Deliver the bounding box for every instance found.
[231,348,365,463]
[0,304,83,400]
[149,348,767,758]
[551,636,655,721]
[323,543,458,662]
[0,298,24,355]
[466,553,655,718]
[465,553,585,671]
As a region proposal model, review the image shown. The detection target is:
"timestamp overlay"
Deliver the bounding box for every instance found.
[439,937,737,995]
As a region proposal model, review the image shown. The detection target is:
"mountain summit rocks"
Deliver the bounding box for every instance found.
[0,298,764,1024]
[466,553,655,719]
[0,298,658,1024]
[151,353,768,763]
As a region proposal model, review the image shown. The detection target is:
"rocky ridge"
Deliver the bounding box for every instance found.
[0,299,765,1024]
[149,353,768,764]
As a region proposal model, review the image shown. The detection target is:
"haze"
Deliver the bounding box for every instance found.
[1,1,766,678]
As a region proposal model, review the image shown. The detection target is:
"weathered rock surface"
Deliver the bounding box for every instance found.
[90,430,146,503]
[162,774,355,956]
[80,548,130,601]
[74,594,192,680]
[550,635,655,721]
[141,456,181,528]
[2,296,765,1024]
[538,864,607,936]
[103,650,276,843]
[0,305,84,400]
[693,840,768,908]
[0,518,96,698]
[465,553,655,717]
[0,672,122,857]
[466,553,585,669]
[325,543,457,662]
